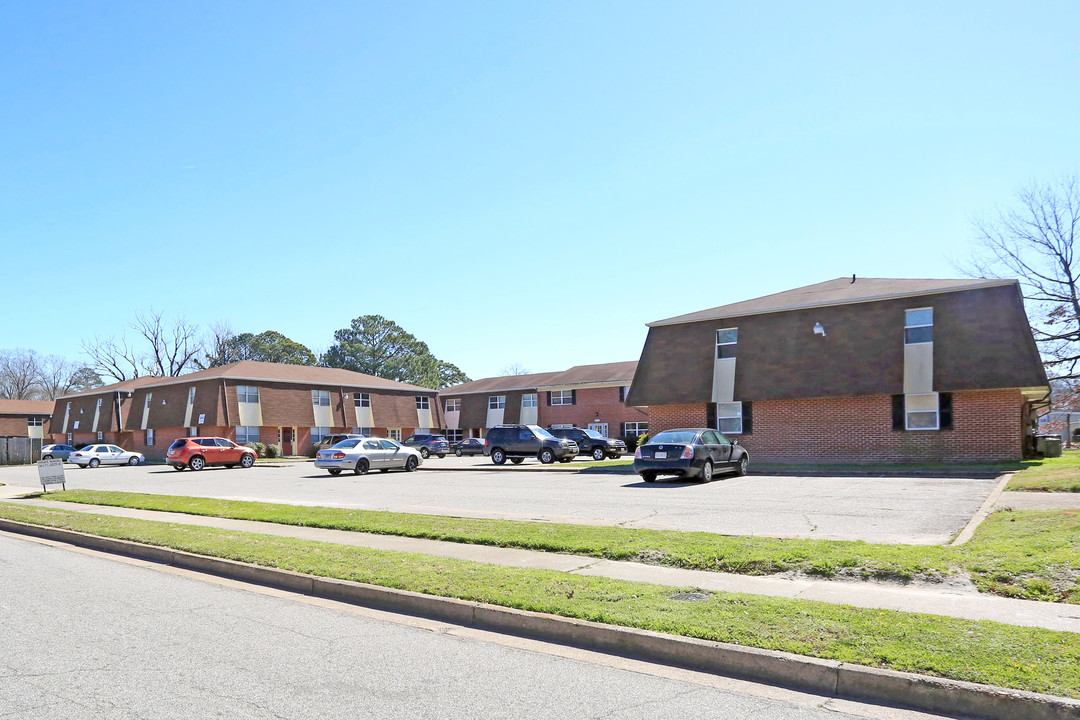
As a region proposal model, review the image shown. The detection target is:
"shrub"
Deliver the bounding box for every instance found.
[306,443,320,458]
[249,442,266,458]
[635,432,649,447]
[264,444,282,459]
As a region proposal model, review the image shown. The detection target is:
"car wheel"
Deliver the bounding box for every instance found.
[354,458,370,475]
[88,458,100,468]
[189,456,205,471]
[328,468,342,476]
[437,453,445,459]
[591,447,606,461]
[127,456,139,466]
[42,454,52,460]
[736,454,749,476]
[641,472,657,483]
[491,448,506,465]
[700,460,714,482]
[539,449,554,464]
[510,457,524,465]
[405,456,419,472]
[240,453,255,469]
[172,464,186,471]
[455,449,463,457]
[420,447,430,459]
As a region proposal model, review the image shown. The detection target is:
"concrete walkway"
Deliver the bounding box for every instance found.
[2,483,1079,635]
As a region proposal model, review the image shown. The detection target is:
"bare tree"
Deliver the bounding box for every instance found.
[0,349,43,399]
[36,354,75,400]
[500,363,531,376]
[964,176,1080,380]
[81,311,203,382]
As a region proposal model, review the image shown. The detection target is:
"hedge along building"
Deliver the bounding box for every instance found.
[626,277,1049,463]
[440,361,647,441]
[50,361,442,457]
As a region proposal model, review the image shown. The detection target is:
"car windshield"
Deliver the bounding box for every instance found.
[583,429,604,438]
[529,425,555,439]
[650,430,700,444]
[332,439,362,449]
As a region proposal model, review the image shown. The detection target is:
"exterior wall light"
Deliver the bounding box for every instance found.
[813,322,826,337]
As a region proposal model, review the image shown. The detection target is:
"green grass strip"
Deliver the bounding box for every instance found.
[1,502,1077,699]
[31,490,1080,603]
[1006,450,1080,492]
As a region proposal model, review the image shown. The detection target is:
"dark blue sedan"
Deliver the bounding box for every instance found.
[633,428,749,483]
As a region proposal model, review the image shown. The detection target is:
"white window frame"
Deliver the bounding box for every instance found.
[444,429,463,443]
[716,402,744,435]
[488,395,505,410]
[521,393,538,408]
[416,396,430,410]
[445,398,461,412]
[550,390,574,406]
[905,392,940,431]
[237,385,260,403]
[387,428,402,441]
[310,427,331,443]
[623,421,649,437]
[355,393,371,408]
[188,387,196,403]
[312,390,331,407]
[716,328,738,359]
[27,417,43,427]
[905,307,934,345]
[236,426,260,444]
[146,428,155,446]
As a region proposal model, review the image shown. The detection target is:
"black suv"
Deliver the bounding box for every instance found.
[483,424,578,465]
[547,427,627,461]
[403,433,450,459]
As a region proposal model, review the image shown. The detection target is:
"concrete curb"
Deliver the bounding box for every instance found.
[2,517,1078,720]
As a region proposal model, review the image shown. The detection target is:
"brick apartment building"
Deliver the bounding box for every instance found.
[439,361,648,441]
[0,400,54,442]
[50,361,441,457]
[627,277,1049,463]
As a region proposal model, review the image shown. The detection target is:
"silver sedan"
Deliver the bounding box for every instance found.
[69,444,146,468]
[313,437,423,476]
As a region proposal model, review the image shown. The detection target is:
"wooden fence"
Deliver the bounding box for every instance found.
[0,437,34,465]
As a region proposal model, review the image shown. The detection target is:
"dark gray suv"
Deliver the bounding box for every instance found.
[403,433,449,459]
[483,424,578,465]
[547,427,627,461]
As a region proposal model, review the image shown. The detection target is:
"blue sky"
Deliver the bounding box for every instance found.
[3,1,1078,381]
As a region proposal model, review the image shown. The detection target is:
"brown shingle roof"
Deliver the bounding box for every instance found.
[537,361,638,388]
[59,376,163,399]
[0,400,54,416]
[439,371,563,396]
[649,277,1015,327]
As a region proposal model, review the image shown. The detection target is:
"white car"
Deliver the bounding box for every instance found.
[314,437,422,476]
[69,444,145,468]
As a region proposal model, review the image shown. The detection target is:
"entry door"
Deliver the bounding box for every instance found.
[588,423,608,437]
[281,428,293,455]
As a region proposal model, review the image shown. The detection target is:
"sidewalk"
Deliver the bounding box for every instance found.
[2,484,1078,635]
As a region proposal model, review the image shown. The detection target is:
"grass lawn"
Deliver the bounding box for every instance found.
[0,502,1076,699]
[28,489,1080,604]
[1006,450,1080,492]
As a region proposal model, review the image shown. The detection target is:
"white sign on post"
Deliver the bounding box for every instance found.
[37,458,66,492]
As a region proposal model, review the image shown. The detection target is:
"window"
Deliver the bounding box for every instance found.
[188,387,196,404]
[716,328,738,359]
[96,431,104,441]
[716,402,744,434]
[146,429,155,446]
[97,398,103,411]
[619,386,631,402]
[73,420,80,429]
[905,393,939,430]
[66,433,73,443]
[355,393,371,408]
[488,395,505,410]
[387,428,402,441]
[351,426,372,435]
[549,390,574,406]
[521,393,538,408]
[310,427,331,443]
[143,395,151,411]
[237,385,259,403]
[444,429,463,442]
[27,418,43,427]
[622,422,649,437]
[445,398,461,412]
[312,390,330,407]
[905,308,933,344]
[236,426,260,444]
[188,427,198,437]
[416,396,430,410]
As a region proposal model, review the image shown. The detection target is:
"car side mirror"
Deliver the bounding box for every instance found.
[733,440,739,445]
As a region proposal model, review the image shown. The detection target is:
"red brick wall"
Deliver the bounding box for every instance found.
[539,387,648,434]
[0,417,28,436]
[648,389,1027,463]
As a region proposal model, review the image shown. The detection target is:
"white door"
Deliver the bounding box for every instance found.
[588,423,608,437]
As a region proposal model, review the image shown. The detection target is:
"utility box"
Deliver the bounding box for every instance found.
[1042,434,1063,458]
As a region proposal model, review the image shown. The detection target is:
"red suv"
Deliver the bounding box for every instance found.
[167,437,257,471]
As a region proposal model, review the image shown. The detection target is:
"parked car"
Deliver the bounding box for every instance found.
[633,428,749,483]
[451,438,486,457]
[40,444,76,461]
[68,444,145,468]
[166,437,257,471]
[482,424,578,465]
[402,433,449,459]
[318,433,366,450]
[547,427,627,461]
[314,437,422,475]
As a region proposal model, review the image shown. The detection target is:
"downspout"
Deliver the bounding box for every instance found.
[222,380,231,427]
[116,391,123,432]
[340,385,348,428]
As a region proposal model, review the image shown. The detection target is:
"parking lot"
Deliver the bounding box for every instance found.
[0,457,999,545]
